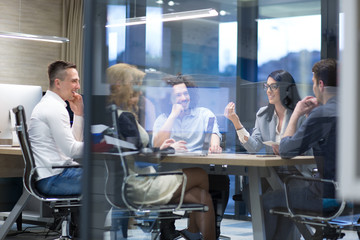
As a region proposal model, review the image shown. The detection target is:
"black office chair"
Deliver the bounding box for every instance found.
[270,175,360,240]
[97,104,209,240]
[12,105,81,240]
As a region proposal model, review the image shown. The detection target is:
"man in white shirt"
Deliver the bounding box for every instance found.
[29,60,84,196]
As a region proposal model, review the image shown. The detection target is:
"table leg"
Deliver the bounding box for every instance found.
[0,191,31,240]
[248,167,265,240]
[15,213,22,231]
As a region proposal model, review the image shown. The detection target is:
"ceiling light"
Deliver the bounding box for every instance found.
[219,10,227,16]
[168,1,175,6]
[0,32,69,43]
[106,8,218,27]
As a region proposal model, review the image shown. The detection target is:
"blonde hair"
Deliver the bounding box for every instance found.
[107,63,145,115]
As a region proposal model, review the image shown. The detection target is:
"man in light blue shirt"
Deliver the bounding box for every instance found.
[152,75,222,153]
[152,74,228,240]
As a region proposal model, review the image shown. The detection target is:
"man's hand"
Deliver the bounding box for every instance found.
[209,143,222,154]
[293,96,318,117]
[169,104,184,118]
[283,96,319,138]
[160,138,187,152]
[68,93,84,116]
[272,145,279,155]
[209,134,222,153]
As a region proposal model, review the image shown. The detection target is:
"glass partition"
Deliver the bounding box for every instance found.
[82,0,338,239]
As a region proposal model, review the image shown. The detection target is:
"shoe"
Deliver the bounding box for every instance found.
[160,219,181,240]
[160,230,181,240]
[179,229,202,240]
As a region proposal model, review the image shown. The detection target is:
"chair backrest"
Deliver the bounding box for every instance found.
[103,104,208,214]
[13,105,82,202]
[12,105,37,195]
[103,104,133,210]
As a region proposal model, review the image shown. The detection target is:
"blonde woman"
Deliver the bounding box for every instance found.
[107,63,216,240]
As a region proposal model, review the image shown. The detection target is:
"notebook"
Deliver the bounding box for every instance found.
[168,117,215,157]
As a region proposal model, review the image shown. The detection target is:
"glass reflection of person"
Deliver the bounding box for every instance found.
[152,74,229,240]
[107,64,216,240]
[152,74,222,153]
[224,70,303,155]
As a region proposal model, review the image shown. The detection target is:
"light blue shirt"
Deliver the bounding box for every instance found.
[152,107,221,152]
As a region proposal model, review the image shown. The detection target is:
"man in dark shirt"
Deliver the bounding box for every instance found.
[263,58,338,239]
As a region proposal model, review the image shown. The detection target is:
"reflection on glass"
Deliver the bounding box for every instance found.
[258,15,321,66]
[257,15,321,108]
[107,5,126,66]
[219,22,237,75]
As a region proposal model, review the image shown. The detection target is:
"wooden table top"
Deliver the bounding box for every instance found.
[0,146,22,155]
[161,153,315,167]
[0,147,23,178]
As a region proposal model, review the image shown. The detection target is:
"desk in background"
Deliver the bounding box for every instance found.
[161,153,315,240]
[0,147,23,178]
[0,147,26,240]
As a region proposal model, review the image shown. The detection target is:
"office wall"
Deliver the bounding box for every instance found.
[0,0,63,90]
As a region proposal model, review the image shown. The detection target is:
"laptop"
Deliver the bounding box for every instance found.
[168,117,215,157]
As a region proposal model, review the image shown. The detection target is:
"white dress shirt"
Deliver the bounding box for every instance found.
[28,90,84,180]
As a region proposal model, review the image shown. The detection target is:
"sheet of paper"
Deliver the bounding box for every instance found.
[262,141,279,147]
[91,124,109,134]
[104,135,137,150]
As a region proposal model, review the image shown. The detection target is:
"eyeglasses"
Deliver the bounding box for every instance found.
[263,83,279,91]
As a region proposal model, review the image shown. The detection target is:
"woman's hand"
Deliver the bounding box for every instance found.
[224,102,243,130]
[224,102,238,121]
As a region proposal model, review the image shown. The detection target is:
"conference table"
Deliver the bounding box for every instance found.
[0,147,315,240]
[160,153,315,240]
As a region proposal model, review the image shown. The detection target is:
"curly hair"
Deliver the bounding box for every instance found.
[107,63,145,115]
[162,73,198,115]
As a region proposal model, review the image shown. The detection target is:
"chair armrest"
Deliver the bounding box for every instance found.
[52,165,82,169]
[283,175,346,221]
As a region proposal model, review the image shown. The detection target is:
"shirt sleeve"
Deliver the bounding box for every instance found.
[279,109,325,159]
[46,107,83,159]
[151,114,167,145]
[241,115,265,153]
[209,111,222,140]
[72,115,84,141]
[236,128,250,143]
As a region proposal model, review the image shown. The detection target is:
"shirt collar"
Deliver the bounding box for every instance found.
[46,90,67,107]
[183,108,197,118]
